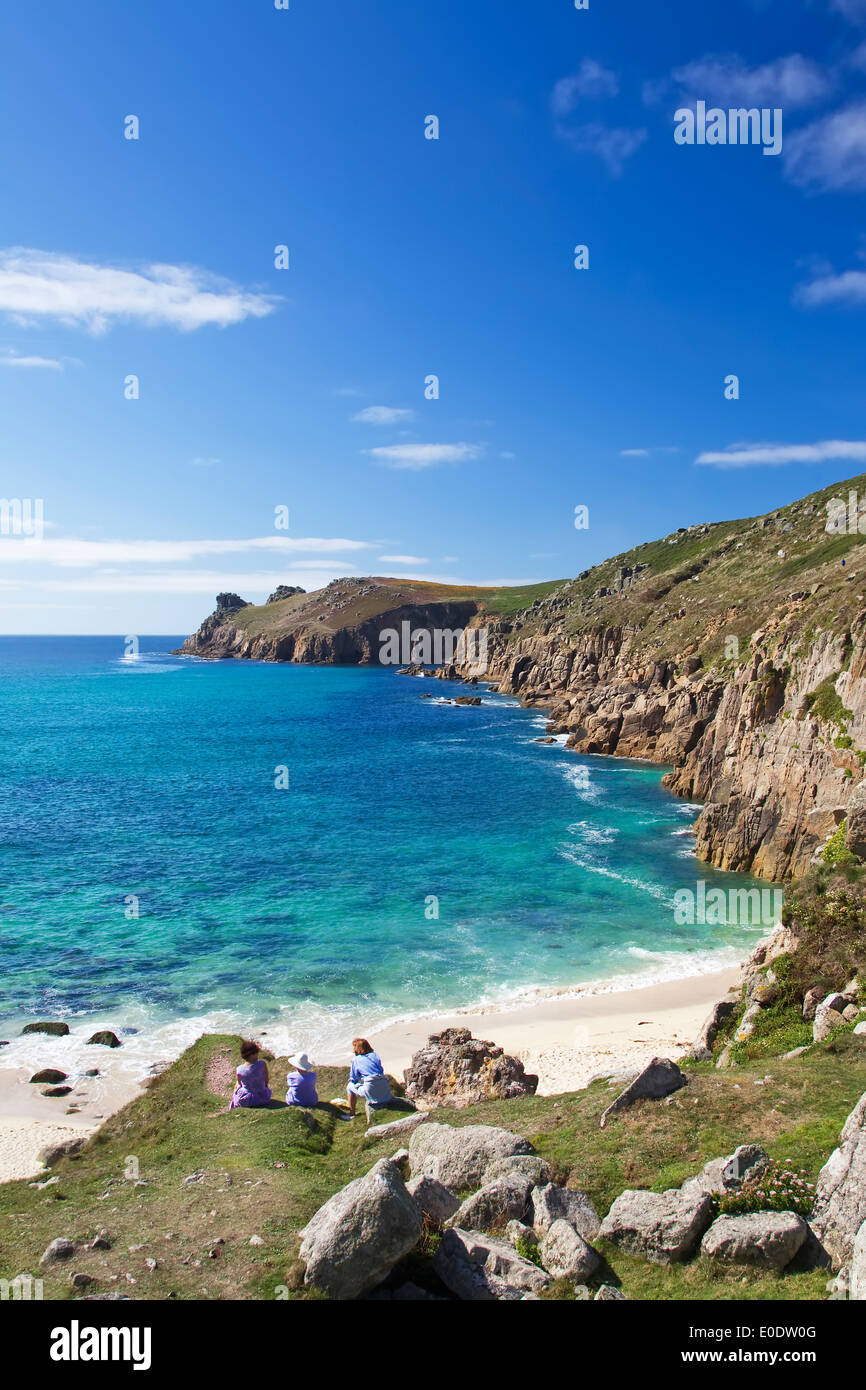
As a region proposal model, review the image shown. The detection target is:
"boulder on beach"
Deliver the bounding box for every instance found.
[41,1086,73,1097]
[86,1030,122,1048]
[404,1028,538,1109]
[39,1137,86,1168]
[29,1069,68,1085]
[21,1021,69,1037]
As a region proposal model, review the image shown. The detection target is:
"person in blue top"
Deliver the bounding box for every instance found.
[342,1037,392,1119]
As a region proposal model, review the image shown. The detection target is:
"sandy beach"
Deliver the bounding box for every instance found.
[366,965,741,1095]
[0,963,741,1183]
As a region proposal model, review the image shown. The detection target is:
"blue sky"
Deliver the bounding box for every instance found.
[2,0,866,633]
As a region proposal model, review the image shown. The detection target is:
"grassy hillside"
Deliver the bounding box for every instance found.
[228,577,567,641]
[519,473,866,669]
[2,1030,863,1302]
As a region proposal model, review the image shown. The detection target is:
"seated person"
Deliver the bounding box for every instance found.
[286,1051,318,1107]
[229,1039,272,1108]
[343,1037,391,1119]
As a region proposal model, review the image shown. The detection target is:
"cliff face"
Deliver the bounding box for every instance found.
[178,476,866,879]
[176,578,482,666]
[470,618,866,879]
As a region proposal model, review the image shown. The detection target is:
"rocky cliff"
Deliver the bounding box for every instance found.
[178,476,866,879]
[451,475,866,880]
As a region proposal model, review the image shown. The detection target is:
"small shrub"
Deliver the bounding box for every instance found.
[822,823,858,867]
[715,1161,815,1218]
[515,1233,543,1267]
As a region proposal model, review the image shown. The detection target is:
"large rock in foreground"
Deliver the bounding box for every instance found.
[530,1183,601,1241]
[433,1227,550,1300]
[408,1122,533,1190]
[599,1187,713,1264]
[404,1028,538,1109]
[812,1091,866,1267]
[700,1212,808,1269]
[299,1158,421,1299]
[599,1057,687,1129]
[539,1219,600,1281]
[448,1173,533,1232]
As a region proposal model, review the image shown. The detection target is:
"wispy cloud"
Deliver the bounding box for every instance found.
[0,248,280,334]
[784,100,866,191]
[794,257,866,307]
[620,445,680,457]
[363,443,481,471]
[831,0,866,22]
[0,536,373,567]
[551,59,619,116]
[554,122,647,175]
[352,405,415,424]
[0,348,64,369]
[696,440,866,468]
[644,53,834,109]
[34,567,356,595]
[378,554,429,565]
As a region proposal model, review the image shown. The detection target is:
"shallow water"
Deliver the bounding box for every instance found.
[0,636,768,1066]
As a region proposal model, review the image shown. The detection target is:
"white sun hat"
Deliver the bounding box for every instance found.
[288,1052,314,1072]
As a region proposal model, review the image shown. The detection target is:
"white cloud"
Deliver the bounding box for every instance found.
[363,443,481,470]
[645,53,833,110]
[378,554,429,565]
[551,60,619,116]
[794,263,866,307]
[620,445,680,457]
[621,448,650,457]
[554,122,647,175]
[352,406,415,424]
[696,440,866,468]
[784,100,866,191]
[0,536,373,567]
[35,567,357,594]
[0,248,279,334]
[0,349,63,369]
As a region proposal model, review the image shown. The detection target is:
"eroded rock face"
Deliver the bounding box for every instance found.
[689,999,738,1061]
[433,1227,550,1300]
[680,1144,771,1200]
[599,1057,687,1129]
[530,1183,601,1242]
[408,1122,534,1191]
[812,1091,866,1267]
[700,1212,808,1269]
[599,1188,714,1264]
[299,1158,421,1299]
[403,1028,538,1110]
[850,1220,866,1300]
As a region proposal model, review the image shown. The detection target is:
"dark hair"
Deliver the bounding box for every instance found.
[240,1039,260,1060]
[352,1037,373,1055]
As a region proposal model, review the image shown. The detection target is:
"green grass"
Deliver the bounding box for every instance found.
[3,1031,864,1301]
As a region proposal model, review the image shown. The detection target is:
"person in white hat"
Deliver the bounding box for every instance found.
[286,1052,318,1108]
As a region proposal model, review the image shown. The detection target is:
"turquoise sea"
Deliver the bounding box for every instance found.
[0,636,768,1070]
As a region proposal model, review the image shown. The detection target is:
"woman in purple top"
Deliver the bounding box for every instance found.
[286,1051,318,1107]
[230,1039,272,1108]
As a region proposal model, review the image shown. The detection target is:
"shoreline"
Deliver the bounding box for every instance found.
[0,960,743,1182]
[347,963,742,1097]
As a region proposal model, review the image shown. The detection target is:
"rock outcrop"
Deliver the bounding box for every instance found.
[812,1091,866,1267]
[433,1227,550,1300]
[599,1057,687,1128]
[599,1187,714,1264]
[299,1158,421,1299]
[408,1122,534,1190]
[403,1028,538,1109]
[700,1212,808,1269]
